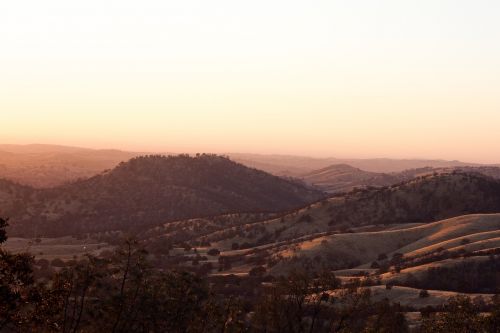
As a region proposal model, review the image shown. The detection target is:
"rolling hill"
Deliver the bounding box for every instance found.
[301,164,400,193]
[268,214,500,274]
[1,144,496,189]
[0,154,325,237]
[189,213,500,299]
[185,172,500,252]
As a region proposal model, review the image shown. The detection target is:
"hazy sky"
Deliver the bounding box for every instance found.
[1,1,500,162]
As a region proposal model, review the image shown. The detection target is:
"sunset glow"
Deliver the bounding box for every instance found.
[2,1,500,162]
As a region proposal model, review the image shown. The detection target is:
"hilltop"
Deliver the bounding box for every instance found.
[0,154,324,237]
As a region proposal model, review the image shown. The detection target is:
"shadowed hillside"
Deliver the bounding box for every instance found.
[326,172,500,226]
[190,172,500,250]
[0,155,324,237]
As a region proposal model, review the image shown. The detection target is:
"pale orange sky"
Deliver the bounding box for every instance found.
[1,1,500,163]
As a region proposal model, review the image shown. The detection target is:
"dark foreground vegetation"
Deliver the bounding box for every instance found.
[1,218,499,332]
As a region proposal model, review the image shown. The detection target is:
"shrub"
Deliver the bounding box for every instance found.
[297,214,313,223]
[50,258,66,267]
[207,248,221,256]
[378,253,388,261]
[249,266,267,277]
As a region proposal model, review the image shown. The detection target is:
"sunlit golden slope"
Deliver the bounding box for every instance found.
[267,214,500,273]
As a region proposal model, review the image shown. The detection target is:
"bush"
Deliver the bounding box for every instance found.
[249,266,267,277]
[50,258,66,267]
[36,258,49,268]
[377,253,388,261]
[420,289,430,298]
[207,248,221,256]
[297,214,313,223]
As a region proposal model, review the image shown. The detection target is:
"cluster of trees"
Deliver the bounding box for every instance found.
[401,256,500,293]
[419,295,500,332]
[140,213,274,250]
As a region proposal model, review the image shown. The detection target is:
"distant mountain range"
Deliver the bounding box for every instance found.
[228,153,488,175]
[0,154,324,237]
[1,144,496,188]
[0,144,141,187]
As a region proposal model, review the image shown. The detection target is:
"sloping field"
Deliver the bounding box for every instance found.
[4,237,113,260]
[379,256,491,283]
[367,285,494,308]
[269,214,500,273]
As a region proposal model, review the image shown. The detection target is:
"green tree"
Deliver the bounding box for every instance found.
[0,217,37,330]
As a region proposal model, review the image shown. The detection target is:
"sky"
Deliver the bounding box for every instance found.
[1,1,500,163]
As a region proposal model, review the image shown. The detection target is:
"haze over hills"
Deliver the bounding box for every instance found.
[301,164,401,193]
[3,0,500,329]
[0,154,324,237]
[229,153,486,176]
[0,144,141,187]
[0,144,495,188]
[301,164,500,194]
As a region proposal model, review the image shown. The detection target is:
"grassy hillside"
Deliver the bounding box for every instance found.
[189,172,500,251]
[268,214,500,273]
[192,214,499,295]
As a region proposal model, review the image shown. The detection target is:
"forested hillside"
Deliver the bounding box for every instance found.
[0,155,324,237]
